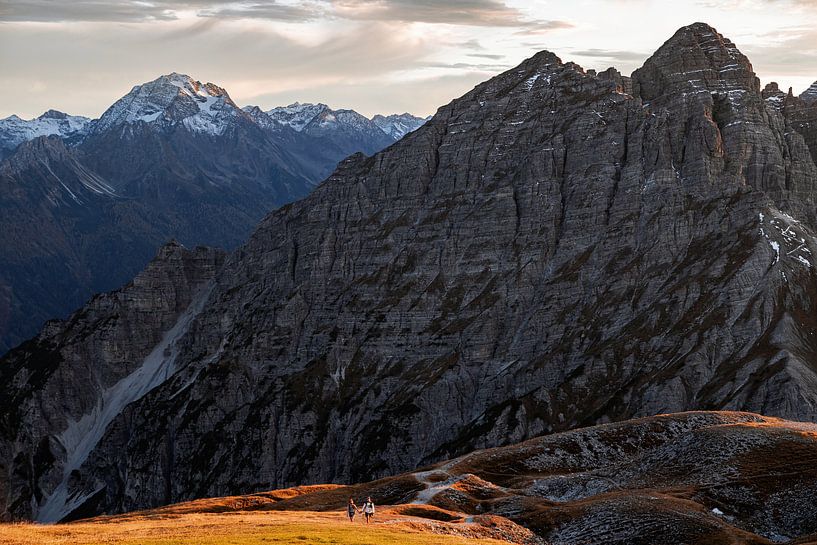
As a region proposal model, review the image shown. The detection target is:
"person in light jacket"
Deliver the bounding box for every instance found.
[361,496,375,524]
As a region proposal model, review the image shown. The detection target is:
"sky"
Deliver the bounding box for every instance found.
[1,0,816,120]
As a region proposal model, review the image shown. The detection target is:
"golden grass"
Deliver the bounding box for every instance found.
[0,510,511,545]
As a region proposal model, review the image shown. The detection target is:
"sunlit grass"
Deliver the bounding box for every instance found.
[0,510,509,545]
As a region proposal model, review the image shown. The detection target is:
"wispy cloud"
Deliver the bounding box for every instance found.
[466,52,505,60]
[0,0,180,22]
[197,1,327,21]
[0,0,325,22]
[571,48,649,62]
[331,0,572,29]
[742,27,817,77]
[0,0,573,29]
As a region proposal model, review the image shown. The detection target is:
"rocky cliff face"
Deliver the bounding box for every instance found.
[3,23,817,522]
[0,241,225,521]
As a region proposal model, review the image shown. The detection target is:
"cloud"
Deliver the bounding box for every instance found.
[0,0,325,23]
[331,0,572,29]
[511,19,576,35]
[741,27,817,77]
[0,18,450,118]
[466,52,504,60]
[197,1,327,21]
[571,48,649,62]
[418,61,511,71]
[461,39,484,50]
[0,0,180,22]
[0,0,574,29]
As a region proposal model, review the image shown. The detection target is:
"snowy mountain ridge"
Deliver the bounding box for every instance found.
[1,73,428,155]
[0,110,92,159]
[92,73,242,136]
[372,113,430,140]
[265,102,330,131]
[260,101,428,141]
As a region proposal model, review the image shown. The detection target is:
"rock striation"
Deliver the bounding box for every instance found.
[3,23,817,523]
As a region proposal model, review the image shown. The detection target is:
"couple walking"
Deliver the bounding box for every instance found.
[347,496,375,524]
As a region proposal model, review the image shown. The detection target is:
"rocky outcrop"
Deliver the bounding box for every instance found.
[3,23,817,523]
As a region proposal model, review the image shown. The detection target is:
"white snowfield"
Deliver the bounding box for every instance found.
[35,284,214,523]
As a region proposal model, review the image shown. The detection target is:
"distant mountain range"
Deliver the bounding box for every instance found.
[0,73,427,353]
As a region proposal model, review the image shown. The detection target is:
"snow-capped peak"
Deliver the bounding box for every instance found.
[372,113,429,140]
[38,109,73,120]
[801,80,817,104]
[0,111,92,156]
[266,102,329,132]
[93,73,242,136]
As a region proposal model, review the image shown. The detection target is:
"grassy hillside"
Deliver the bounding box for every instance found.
[0,510,514,545]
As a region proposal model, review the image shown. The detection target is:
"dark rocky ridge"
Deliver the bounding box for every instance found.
[3,23,817,522]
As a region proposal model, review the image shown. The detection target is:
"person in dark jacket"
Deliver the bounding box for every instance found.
[347,497,360,522]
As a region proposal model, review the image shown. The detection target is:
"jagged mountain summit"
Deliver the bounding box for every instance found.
[0,110,91,160]
[372,113,430,140]
[253,102,396,175]
[263,102,426,142]
[0,74,425,354]
[2,22,817,524]
[91,73,242,136]
[249,102,427,168]
[265,102,332,131]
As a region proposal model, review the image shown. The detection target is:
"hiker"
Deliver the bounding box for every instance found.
[347,497,360,522]
[361,496,375,524]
